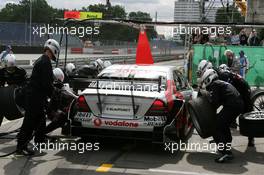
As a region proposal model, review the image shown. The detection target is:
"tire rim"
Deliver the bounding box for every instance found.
[243,111,264,120]
[254,94,264,111]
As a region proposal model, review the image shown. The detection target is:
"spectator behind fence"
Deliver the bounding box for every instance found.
[231,32,240,45]
[224,50,241,74]
[239,50,249,78]
[239,30,248,46]
[248,29,260,46]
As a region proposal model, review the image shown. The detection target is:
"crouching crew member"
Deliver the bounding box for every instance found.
[218,64,254,147]
[201,69,244,163]
[16,39,60,156]
[0,54,27,87]
[45,68,70,134]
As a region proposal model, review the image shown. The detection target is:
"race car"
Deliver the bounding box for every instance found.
[68,64,195,143]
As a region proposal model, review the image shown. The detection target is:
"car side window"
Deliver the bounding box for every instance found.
[177,71,188,89]
[173,70,188,91]
[173,70,183,91]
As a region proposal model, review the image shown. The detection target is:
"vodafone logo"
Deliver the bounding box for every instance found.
[93,118,138,128]
[105,120,138,128]
[94,118,102,127]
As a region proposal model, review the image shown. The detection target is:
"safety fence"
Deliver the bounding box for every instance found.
[190,44,264,87]
[20,53,184,75]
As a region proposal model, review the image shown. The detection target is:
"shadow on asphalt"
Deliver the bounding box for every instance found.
[52,137,185,170]
[186,146,264,174]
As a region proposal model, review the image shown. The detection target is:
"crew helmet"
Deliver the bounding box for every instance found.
[44,39,60,61]
[201,69,218,88]
[53,68,65,82]
[197,60,213,77]
[65,63,76,74]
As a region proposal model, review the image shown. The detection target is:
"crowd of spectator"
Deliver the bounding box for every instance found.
[192,28,264,46]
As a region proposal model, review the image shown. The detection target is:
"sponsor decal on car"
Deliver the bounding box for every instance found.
[94,118,103,127]
[144,116,167,122]
[93,119,139,128]
[144,116,167,127]
[75,112,93,122]
[104,120,138,128]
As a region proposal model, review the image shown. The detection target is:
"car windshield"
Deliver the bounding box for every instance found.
[93,68,167,92]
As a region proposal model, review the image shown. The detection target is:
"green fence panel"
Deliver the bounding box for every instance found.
[191,44,264,87]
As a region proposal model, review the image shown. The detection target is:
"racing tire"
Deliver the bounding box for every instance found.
[0,86,23,120]
[239,111,264,137]
[179,108,194,141]
[187,95,216,139]
[251,90,264,111]
[0,116,3,126]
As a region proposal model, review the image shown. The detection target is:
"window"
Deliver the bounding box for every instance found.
[173,70,187,91]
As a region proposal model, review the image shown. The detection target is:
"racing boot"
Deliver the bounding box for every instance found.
[215,151,234,163]
[16,146,35,156]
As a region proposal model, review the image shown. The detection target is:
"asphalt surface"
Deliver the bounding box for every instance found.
[0,60,263,175]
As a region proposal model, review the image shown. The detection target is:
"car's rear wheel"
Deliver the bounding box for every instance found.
[179,108,194,141]
[61,99,77,136]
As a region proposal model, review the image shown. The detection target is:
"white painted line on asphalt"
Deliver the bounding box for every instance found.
[148,169,224,175]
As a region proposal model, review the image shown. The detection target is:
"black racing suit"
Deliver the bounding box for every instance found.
[217,70,253,113]
[206,80,244,154]
[45,83,75,134]
[0,67,27,87]
[17,55,54,149]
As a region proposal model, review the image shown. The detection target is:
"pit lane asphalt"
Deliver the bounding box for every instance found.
[0,60,263,175]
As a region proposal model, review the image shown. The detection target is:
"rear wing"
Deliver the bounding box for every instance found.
[69,77,165,93]
[70,77,165,117]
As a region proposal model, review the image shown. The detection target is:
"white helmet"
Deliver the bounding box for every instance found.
[103,61,112,68]
[95,59,104,70]
[197,60,213,77]
[65,63,75,74]
[4,54,16,68]
[201,69,218,88]
[53,68,65,82]
[44,39,60,61]
[218,64,230,73]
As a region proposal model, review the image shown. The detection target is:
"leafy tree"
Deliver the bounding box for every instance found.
[0,0,63,23]
[0,1,157,42]
[215,6,245,23]
[128,11,157,40]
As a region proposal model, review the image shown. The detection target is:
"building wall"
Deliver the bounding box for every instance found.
[205,7,218,23]
[246,0,264,23]
[174,1,201,22]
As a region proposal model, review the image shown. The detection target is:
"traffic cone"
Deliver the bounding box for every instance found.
[135,29,154,65]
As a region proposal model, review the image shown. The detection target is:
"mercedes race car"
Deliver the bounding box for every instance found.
[68,64,195,143]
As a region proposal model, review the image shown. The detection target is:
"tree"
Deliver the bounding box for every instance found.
[0,0,64,23]
[129,11,152,21]
[128,11,157,40]
[0,1,157,42]
[215,6,245,23]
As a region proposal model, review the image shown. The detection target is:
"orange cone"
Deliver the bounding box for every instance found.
[135,29,154,65]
